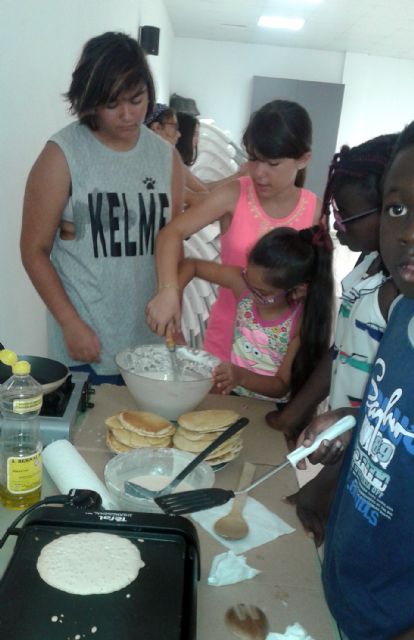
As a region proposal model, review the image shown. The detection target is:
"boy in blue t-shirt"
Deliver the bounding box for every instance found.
[303,122,414,640]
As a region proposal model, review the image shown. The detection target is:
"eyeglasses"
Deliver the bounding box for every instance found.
[330,202,378,233]
[241,269,286,305]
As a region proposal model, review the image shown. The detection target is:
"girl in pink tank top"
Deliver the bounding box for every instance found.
[146,100,322,354]
[204,175,317,359]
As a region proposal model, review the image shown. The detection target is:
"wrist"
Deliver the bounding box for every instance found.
[158,283,181,293]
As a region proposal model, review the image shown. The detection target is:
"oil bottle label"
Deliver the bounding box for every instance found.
[7,452,42,494]
[12,395,42,415]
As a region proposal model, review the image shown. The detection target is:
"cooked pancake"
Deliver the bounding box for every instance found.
[109,425,172,449]
[106,430,133,454]
[173,430,242,455]
[206,438,243,464]
[118,411,175,437]
[177,426,218,443]
[207,445,243,466]
[105,415,123,430]
[177,409,240,433]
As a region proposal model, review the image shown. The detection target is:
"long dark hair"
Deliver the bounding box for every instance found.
[242,100,312,188]
[176,112,199,166]
[248,226,334,397]
[65,32,155,130]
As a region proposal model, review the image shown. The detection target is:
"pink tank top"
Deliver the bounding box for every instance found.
[203,176,318,360]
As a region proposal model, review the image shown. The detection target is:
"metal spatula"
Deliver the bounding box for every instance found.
[124,416,249,499]
[154,415,356,515]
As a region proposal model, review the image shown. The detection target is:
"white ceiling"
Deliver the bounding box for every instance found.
[164,0,414,60]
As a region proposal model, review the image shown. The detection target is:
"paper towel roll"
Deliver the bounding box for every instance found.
[43,439,117,510]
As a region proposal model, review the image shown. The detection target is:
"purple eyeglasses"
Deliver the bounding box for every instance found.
[241,269,287,305]
[331,201,378,233]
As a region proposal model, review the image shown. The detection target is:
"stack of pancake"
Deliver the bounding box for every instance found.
[105,410,175,454]
[173,409,244,466]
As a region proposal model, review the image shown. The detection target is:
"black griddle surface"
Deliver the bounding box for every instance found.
[0,509,199,640]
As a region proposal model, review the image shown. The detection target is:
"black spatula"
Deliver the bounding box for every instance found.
[155,415,356,515]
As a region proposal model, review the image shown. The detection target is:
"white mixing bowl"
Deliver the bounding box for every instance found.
[115,344,220,421]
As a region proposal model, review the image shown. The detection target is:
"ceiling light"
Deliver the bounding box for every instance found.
[258,15,305,31]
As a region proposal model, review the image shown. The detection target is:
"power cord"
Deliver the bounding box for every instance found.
[0,488,102,549]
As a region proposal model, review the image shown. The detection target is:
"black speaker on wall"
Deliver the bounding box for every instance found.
[139,25,160,56]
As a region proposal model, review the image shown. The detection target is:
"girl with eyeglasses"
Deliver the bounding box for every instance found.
[146,104,211,205]
[267,134,400,548]
[145,100,321,354]
[145,103,182,146]
[177,225,333,401]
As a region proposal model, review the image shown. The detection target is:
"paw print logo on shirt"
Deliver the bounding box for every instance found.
[143,177,156,190]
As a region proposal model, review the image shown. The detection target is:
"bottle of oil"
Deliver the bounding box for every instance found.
[0,359,43,509]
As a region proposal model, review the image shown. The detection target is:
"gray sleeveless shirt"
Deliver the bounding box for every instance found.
[49,122,172,374]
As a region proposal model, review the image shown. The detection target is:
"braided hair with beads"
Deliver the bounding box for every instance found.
[321,133,399,224]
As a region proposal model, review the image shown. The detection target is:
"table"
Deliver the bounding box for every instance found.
[0,386,340,639]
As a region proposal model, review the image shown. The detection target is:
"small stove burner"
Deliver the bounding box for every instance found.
[40,376,75,417]
[39,372,93,445]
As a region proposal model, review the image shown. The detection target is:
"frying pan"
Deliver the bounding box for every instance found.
[0,355,69,394]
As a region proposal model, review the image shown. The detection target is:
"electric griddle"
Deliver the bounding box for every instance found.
[0,501,200,639]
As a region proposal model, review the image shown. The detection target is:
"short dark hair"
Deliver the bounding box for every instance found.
[65,32,155,130]
[145,104,176,127]
[242,100,312,187]
[385,121,414,175]
[176,112,199,165]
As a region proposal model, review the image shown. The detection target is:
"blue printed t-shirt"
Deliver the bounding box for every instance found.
[323,296,414,640]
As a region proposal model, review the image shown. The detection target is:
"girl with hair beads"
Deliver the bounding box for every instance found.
[146,100,321,354]
[178,225,333,401]
[270,134,399,547]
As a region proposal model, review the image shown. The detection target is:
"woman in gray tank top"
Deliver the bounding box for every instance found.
[20,32,184,383]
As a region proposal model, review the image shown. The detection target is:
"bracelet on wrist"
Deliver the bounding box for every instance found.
[158,283,180,292]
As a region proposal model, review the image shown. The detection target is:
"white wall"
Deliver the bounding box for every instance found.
[0,0,173,355]
[4,5,414,358]
[171,38,414,150]
[336,52,414,145]
[170,38,414,289]
[171,38,345,144]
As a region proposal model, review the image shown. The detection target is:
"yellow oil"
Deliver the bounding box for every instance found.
[0,484,41,510]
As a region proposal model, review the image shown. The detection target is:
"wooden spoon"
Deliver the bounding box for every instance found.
[225,604,269,640]
[213,462,256,540]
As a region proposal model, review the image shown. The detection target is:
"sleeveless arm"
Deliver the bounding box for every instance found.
[170,148,185,218]
[21,142,101,363]
[145,181,240,336]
